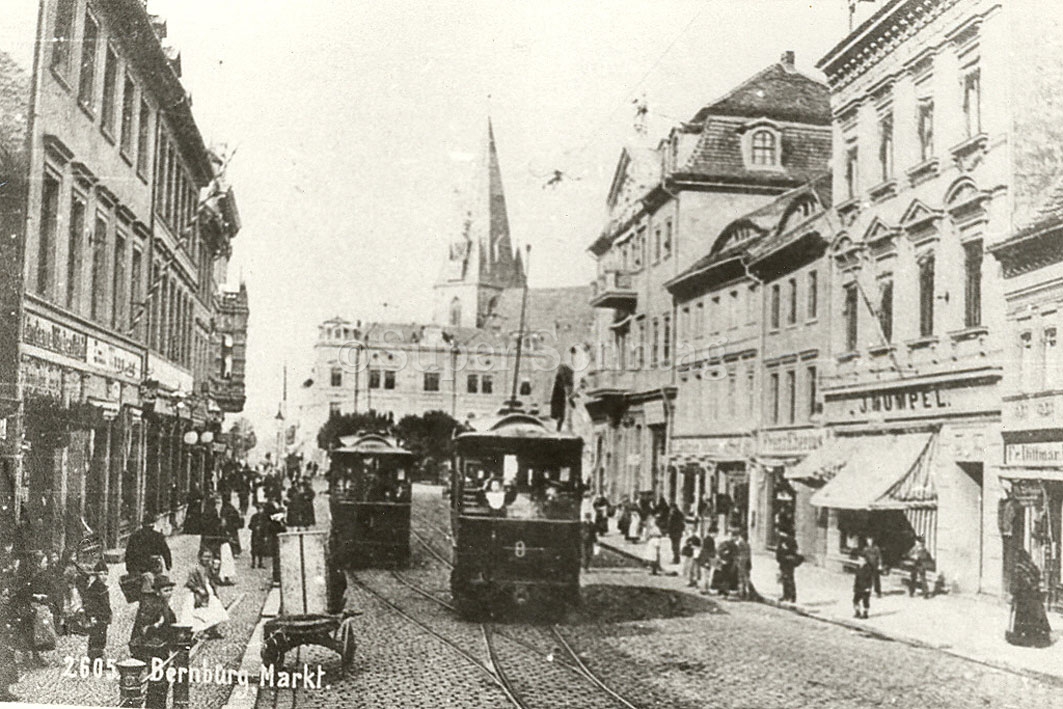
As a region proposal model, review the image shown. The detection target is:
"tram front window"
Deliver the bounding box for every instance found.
[461,455,579,519]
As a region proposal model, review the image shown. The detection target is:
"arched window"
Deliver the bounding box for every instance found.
[449,297,462,327]
[751,130,777,166]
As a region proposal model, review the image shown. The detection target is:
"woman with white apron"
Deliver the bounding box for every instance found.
[177,549,228,638]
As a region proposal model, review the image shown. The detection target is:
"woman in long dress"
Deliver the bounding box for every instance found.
[179,549,228,639]
[1006,544,1052,648]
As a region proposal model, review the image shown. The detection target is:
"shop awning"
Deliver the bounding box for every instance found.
[809,432,935,510]
[998,467,1063,482]
[785,436,863,481]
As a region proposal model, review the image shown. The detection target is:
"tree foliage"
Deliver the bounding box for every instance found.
[394,410,461,481]
[316,410,392,451]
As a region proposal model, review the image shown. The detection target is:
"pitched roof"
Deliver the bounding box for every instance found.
[689,62,831,126]
[486,285,595,346]
[1012,175,1063,241]
[678,118,831,186]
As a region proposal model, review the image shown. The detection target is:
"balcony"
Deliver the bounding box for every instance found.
[590,270,637,310]
[582,368,636,398]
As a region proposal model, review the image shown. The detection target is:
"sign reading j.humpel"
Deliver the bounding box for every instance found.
[1004,441,1063,467]
[825,376,999,422]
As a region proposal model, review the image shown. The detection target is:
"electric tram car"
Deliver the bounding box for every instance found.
[449,408,584,618]
[327,433,414,568]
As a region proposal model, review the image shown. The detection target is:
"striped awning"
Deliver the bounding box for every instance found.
[810,432,937,510]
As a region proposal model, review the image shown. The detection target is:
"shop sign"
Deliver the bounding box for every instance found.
[826,378,999,422]
[21,356,63,398]
[759,428,825,455]
[86,337,142,381]
[671,436,753,459]
[1005,441,1063,467]
[1012,480,1045,505]
[23,313,87,361]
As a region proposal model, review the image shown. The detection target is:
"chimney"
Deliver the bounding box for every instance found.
[780,51,795,70]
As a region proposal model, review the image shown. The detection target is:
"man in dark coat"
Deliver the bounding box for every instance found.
[666,504,686,565]
[579,512,597,571]
[220,499,243,557]
[80,561,112,663]
[853,556,875,619]
[775,529,799,603]
[125,515,172,575]
[862,537,883,598]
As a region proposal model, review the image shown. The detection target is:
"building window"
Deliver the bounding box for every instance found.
[449,297,461,327]
[329,402,341,417]
[51,0,76,75]
[807,270,818,320]
[695,302,704,337]
[1045,327,1061,391]
[423,372,441,392]
[878,278,893,343]
[787,278,797,325]
[66,194,86,310]
[137,98,151,176]
[746,366,755,417]
[747,284,758,324]
[653,227,661,263]
[120,75,135,156]
[635,317,646,369]
[963,67,981,137]
[751,130,776,166]
[369,369,381,389]
[770,284,781,330]
[786,369,796,424]
[129,246,142,338]
[91,213,108,322]
[466,374,478,393]
[36,174,60,297]
[481,374,493,394]
[111,230,126,330]
[711,296,720,334]
[843,282,858,351]
[917,99,934,161]
[78,11,99,111]
[662,313,671,365]
[964,241,983,328]
[650,318,659,368]
[807,365,818,418]
[519,380,532,396]
[1020,331,1034,393]
[633,228,644,269]
[101,46,118,136]
[919,254,935,337]
[330,367,342,387]
[384,370,396,390]
[663,220,673,259]
[729,290,739,329]
[844,143,859,199]
[877,112,893,181]
[770,372,780,424]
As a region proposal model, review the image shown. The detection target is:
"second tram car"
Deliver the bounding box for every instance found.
[328,433,414,568]
[450,410,584,618]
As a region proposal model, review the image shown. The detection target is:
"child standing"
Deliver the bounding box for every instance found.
[81,562,112,664]
[698,530,717,594]
[248,504,269,569]
[853,556,874,619]
[681,536,700,587]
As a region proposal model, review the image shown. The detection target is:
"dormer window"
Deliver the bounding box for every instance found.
[751,130,776,166]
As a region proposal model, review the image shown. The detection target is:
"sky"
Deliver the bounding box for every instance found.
[9,0,856,445]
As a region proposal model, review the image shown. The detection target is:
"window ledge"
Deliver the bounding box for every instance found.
[950,133,989,170]
[868,178,898,203]
[948,325,988,342]
[836,351,860,363]
[906,335,939,350]
[906,157,940,186]
[868,343,896,357]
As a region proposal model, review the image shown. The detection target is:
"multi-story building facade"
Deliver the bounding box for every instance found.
[785,0,1063,597]
[587,52,831,509]
[0,1,246,552]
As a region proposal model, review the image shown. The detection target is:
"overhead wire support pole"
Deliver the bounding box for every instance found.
[509,245,531,405]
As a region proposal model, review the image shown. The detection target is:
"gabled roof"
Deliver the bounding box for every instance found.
[689,62,831,127]
[747,173,833,261]
[486,286,594,343]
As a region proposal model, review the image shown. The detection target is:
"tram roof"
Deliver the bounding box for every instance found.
[332,433,413,456]
[457,412,582,442]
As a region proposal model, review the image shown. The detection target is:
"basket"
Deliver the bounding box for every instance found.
[119,573,146,603]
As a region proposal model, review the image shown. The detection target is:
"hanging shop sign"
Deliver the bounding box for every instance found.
[1005,441,1063,467]
[759,428,825,456]
[671,436,754,460]
[1011,480,1045,505]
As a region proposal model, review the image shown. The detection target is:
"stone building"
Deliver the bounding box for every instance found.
[0,0,246,551]
[586,52,831,508]
[788,0,1063,597]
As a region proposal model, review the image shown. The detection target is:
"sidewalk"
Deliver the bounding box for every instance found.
[10,511,274,708]
[596,530,1063,686]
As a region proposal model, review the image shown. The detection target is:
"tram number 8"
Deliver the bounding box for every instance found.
[513,541,526,558]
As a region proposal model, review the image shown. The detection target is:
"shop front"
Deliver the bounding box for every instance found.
[669,435,754,533]
[755,427,826,555]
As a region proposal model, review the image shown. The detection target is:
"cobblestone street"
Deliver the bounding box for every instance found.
[246,485,1063,709]
[10,520,273,708]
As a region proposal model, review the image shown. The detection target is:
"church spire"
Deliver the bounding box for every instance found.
[483,117,521,287]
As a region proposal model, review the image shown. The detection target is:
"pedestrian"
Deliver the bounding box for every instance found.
[248,503,269,569]
[129,574,177,709]
[126,514,173,576]
[286,484,306,527]
[80,561,112,664]
[733,531,752,600]
[907,536,932,599]
[638,495,652,541]
[221,497,244,558]
[579,512,597,572]
[654,495,670,534]
[12,553,44,668]
[698,528,717,594]
[182,485,203,535]
[775,528,800,604]
[861,536,883,598]
[593,494,609,536]
[0,549,21,702]
[714,530,735,597]
[300,478,317,527]
[1005,543,1052,647]
[618,499,632,542]
[181,549,227,639]
[853,555,874,619]
[681,535,700,587]
[199,496,226,559]
[646,518,663,575]
[237,470,251,517]
[667,503,686,565]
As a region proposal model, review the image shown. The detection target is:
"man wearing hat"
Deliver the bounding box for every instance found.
[125,514,173,576]
[130,575,176,709]
[80,561,112,663]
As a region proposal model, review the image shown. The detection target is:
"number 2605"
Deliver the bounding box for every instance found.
[63,656,117,680]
